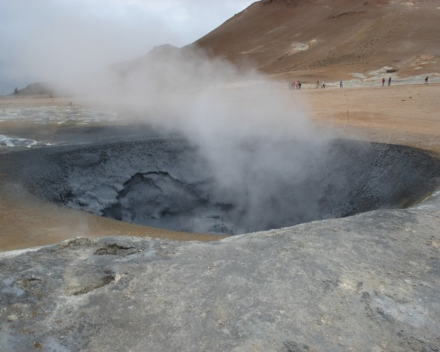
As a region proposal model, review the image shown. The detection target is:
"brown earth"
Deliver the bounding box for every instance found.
[0,95,70,106]
[304,82,440,155]
[195,0,440,82]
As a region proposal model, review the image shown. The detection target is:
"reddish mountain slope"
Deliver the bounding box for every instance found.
[194,0,440,80]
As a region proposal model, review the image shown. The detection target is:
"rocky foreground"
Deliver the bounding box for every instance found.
[1,191,440,351]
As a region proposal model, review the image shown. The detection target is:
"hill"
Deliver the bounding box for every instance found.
[194,0,440,81]
[9,82,55,96]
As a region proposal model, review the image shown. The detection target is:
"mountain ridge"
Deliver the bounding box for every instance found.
[194,0,440,80]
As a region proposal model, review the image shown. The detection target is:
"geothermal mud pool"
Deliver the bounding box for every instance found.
[4,136,440,235]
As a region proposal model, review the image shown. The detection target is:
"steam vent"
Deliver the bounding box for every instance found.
[6,136,440,235]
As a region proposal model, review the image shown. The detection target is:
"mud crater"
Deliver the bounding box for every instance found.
[22,137,440,235]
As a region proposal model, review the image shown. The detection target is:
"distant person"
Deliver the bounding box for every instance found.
[340,80,343,88]
[382,77,385,86]
[388,77,392,86]
[425,76,429,84]
[316,80,319,89]
[321,81,326,89]
[298,81,302,90]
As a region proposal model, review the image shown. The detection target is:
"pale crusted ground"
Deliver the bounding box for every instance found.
[0,83,439,251]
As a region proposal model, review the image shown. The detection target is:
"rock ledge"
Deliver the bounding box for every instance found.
[1,193,440,351]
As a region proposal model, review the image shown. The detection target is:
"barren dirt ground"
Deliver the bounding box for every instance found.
[305,83,440,155]
[0,83,439,251]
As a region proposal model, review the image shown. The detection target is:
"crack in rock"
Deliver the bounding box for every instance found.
[70,274,116,296]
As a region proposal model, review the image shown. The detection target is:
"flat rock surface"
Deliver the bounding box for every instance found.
[1,191,440,351]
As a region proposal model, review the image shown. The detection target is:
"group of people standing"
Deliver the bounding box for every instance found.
[381,77,392,86]
[289,76,430,90]
[381,76,429,86]
[289,81,302,89]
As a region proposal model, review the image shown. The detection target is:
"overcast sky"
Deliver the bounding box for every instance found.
[0,0,256,95]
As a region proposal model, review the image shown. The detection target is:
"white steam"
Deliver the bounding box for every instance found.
[52,46,333,233]
[10,32,335,232]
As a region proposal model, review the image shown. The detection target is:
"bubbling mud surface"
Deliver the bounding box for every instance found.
[4,137,440,235]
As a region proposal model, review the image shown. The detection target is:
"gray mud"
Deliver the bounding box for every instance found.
[2,137,440,235]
